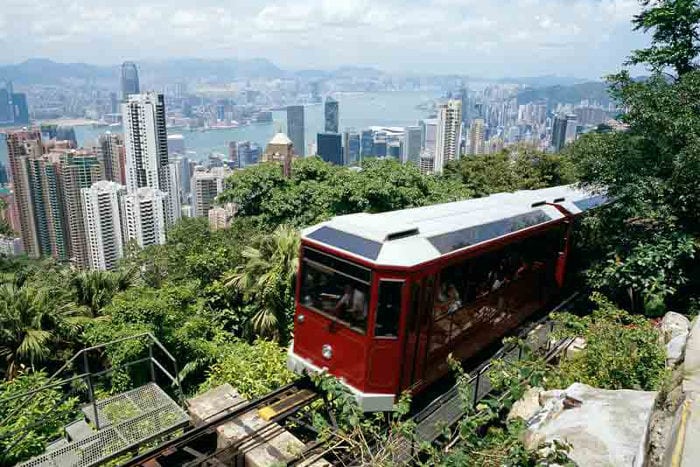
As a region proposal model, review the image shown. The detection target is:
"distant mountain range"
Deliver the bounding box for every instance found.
[0,58,597,89]
[516,81,613,107]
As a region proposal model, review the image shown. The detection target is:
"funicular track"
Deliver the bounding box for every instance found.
[124,293,583,467]
[124,378,324,466]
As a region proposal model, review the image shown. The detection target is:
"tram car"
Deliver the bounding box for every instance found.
[287,185,607,411]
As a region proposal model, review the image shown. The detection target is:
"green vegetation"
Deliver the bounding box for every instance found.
[550,294,667,391]
[0,2,698,464]
[218,156,470,228]
[0,372,78,465]
[443,144,576,197]
[566,0,700,313]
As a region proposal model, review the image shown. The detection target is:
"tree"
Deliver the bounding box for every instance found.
[443,145,575,197]
[70,269,133,318]
[0,285,86,379]
[627,0,700,77]
[224,225,300,342]
[568,3,700,311]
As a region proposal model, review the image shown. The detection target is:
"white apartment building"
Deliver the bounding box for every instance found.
[433,100,462,173]
[81,181,126,271]
[122,187,167,248]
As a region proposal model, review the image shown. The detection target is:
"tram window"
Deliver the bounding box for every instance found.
[300,259,370,333]
[375,280,403,338]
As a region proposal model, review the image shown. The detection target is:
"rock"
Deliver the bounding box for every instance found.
[683,317,700,394]
[660,312,690,345]
[525,382,657,466]
[508,386,544,421]
[565,337,587,358]
[666,334,688,367]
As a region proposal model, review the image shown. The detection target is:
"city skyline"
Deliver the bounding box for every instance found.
[0,1,648,79]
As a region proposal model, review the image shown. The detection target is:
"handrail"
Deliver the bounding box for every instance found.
[0,332,178,431]
[147,333,177,363]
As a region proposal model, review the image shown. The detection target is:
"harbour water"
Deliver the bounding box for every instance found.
[0,90,440,164]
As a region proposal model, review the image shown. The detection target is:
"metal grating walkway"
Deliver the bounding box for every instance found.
[20,383,190,467]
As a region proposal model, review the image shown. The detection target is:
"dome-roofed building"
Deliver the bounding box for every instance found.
[263,132,296,177]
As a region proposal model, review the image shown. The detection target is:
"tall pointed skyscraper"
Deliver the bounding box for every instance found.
[120,62,140,101]
[324,97,339,133]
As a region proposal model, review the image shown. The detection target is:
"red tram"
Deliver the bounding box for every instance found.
[287,185,607,411]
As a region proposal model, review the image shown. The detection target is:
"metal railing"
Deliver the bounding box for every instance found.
[0,333,183,458]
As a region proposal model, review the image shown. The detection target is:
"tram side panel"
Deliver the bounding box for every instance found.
[397,222,568,394]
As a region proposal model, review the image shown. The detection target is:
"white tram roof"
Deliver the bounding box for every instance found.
[302,184,607,268]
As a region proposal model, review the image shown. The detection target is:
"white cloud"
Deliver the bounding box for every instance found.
[0,0,647,78]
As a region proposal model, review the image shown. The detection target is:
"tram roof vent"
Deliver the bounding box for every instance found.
[531,200,547,207]
[385,228,420,242]
[553,197,566,203]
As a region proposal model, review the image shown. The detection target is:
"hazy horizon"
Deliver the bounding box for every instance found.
[0,0,649,80]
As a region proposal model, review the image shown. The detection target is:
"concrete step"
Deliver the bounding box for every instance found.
[45,438,68,452]
[64,419,94,442]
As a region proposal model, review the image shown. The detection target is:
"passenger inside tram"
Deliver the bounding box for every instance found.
[334,284,367,322]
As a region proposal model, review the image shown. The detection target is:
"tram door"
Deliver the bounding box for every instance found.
[400,276,435,391]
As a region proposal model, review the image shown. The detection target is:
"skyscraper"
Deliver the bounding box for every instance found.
[26,153,69,260]
[122,187,166,248]
[286,105,305,157]
[59,150,104,268]
[388,141,401,160]
[173,155,190,202]
[459,86,471,125]
[166,162,182,220]
[82,181,126,271]
[317,133,343,165]
[11,93,29,125]
[373,132,388,158]
[551,113,578,152]
[0,81,14,124]
[96,132,125,184]
[468,119,486,155]
[343,130,361,166]
[120,62,140,101]
[122,92,178,228]
[191,168,227,218]
[420,119,438,157]
[402,126,422,164]
[324,97,339,133]
[434,100,462,173]
[6,130,43,257]
[360,130,374,159]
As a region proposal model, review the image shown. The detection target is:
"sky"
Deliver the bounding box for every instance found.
[0,0,648,79]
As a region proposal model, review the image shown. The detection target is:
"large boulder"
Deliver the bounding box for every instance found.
[660,312,690,344]
[507,386,544,422]
[667,334,688,367]
[524,383,657,467]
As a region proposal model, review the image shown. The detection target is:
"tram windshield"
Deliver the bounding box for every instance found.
[299,248,371,333]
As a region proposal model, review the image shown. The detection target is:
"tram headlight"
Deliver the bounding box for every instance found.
[322,344,332,360]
